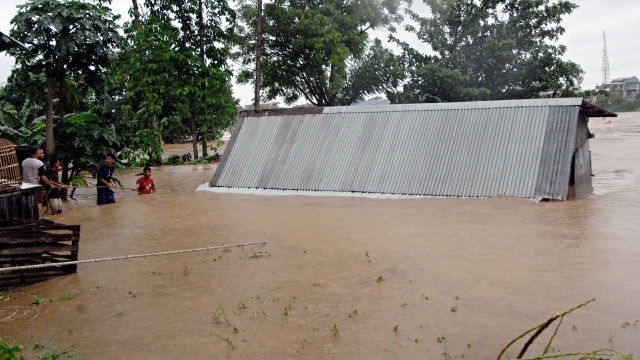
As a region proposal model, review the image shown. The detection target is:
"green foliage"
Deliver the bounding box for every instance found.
[235,0,404,106]
[54,112,119,168]
[9,0,123,156]
[120,128,162,166]
[58,290,77,301]
[214,334,235,349]
[118,0,237,160]
[585,91,640,112]
[70,173,88,187]
[0,98,45,146]
[34,346,71,360]
[332,323,340,337]
[211,305,232,326]
[0,339,72,360]
[0,338,24,360]
[247,251,269,259]
[390,0,583,103]
[29,292,52,306]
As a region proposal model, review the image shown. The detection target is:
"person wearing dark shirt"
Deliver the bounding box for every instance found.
[45,156,68,214]
[97,153,117,205]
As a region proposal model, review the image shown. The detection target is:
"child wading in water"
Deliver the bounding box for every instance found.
[132,166,156,195]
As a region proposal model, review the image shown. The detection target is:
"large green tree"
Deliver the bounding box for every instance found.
[119,0,236,162]
[389,0,584,103]
[8,0,122,157]
[236,0,404,106]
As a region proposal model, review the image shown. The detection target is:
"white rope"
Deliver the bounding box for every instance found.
[0,241,267,273]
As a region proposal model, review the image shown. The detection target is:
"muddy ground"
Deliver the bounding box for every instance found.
[1,113,639,359]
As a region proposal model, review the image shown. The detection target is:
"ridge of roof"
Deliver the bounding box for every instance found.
[239,98,615,118]
[324,98,585,114]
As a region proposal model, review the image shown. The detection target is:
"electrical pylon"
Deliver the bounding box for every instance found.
[602,31,610,86]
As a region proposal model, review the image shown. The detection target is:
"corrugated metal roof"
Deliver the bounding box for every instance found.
[210,98,611,200]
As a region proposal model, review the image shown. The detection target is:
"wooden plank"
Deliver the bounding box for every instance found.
[0,225,80,233]
[0,234,79,244]
[0,245,79,256]
[0,224,80,231]
[0,187,39,221]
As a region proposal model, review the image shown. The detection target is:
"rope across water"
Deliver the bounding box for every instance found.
[0,241,267,272]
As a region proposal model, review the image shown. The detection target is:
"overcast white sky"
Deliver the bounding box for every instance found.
[1,0,639,105]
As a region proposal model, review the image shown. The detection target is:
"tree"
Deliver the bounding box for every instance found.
[118,0,179,164]
[389,0,584,103]
[53,113,119,179]
[586,91,640,113]
[119,0,237,162]
[235,0,404,106]
[8,0,122,158]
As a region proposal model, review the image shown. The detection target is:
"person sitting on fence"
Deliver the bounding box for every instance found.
[131,166,156,195]
[45,156,68,214]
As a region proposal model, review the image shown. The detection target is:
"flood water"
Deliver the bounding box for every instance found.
[1,113,639,359]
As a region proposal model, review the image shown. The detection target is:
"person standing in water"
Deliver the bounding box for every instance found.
[45,156,68,214]
[132,166,156,195]
[97,153,117,205]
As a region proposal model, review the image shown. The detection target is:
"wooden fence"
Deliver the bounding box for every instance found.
[0,219,80,289]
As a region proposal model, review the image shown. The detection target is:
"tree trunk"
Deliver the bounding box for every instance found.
[57,77,65,125]
[45,75,56,159]
[57,73,69,186]
[255,0,262,112]
[151,113,160,163]
[201,138,208,157]
[198,0,208,159]
[132,0,141,27]
[190,113,198,159]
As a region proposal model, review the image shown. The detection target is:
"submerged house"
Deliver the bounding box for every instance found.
[209,98,616,201]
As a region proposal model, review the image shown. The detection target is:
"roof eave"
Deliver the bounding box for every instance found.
[0,31,28,53]
[580,100,617,118]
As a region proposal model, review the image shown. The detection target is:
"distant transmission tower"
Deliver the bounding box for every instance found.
[601,31,610,86]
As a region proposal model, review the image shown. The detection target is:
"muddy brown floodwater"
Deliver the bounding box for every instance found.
[1,113,640,360]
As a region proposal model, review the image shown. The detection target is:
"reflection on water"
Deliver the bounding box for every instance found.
[1,115,639,359]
